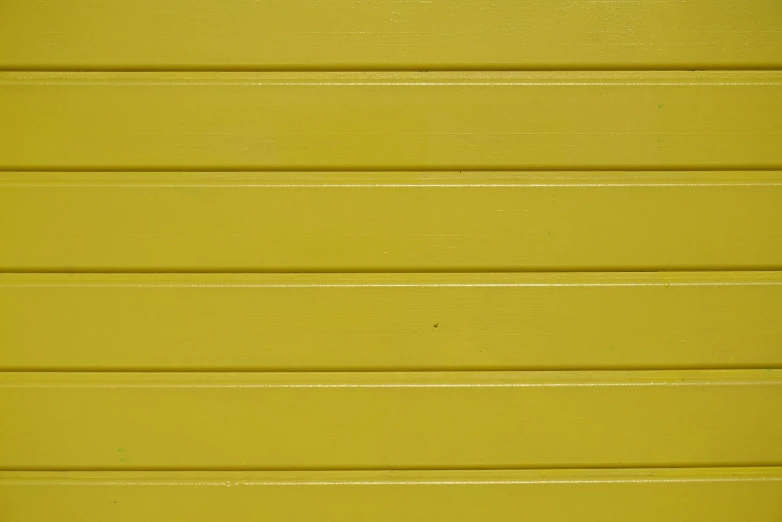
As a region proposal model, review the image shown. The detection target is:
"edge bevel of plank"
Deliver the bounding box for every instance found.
[1,271,781,371]
[1,0,780,69]
[1,171,781,271]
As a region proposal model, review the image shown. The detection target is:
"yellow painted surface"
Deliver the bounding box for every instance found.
[1,370,780,469]
[1,272,781,371]
[1,0,781,69]
[1,72,782,169]
[2,1,782,520]
[2,172,781,271]
[2,469,781,522]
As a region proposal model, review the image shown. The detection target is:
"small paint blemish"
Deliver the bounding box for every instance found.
[433,323,438,328]
[657,104,664,109]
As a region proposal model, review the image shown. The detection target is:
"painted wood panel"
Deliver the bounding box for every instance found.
[2,172,781,271]
[2,272,781,371]
[3,0,780,520]
[2,469,781,522]
[1,0,780,70]
[1,370,780,469]
[2,72,781,170]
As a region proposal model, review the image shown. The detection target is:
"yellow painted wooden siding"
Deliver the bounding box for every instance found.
[2,469,781,522]
[1,273,781,371]
[1,0,781,69]
[2,1,782,520]
[2,72,781,170]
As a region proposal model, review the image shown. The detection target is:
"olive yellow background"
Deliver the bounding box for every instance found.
[1,1,781,520]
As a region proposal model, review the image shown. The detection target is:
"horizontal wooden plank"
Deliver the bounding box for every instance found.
[1,72,781,169]
[1,0,780,70]
[2,272,781,371]
[1,172,780,271]
[1,370,780,469]
[2,469,781,522]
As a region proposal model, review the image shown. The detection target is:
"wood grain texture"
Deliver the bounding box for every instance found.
[2,72,781,170]
[2,172,781,271]
[1,370,780,470]
[2,272,781,371]
[1,0,780,70]
[2,469,781,522]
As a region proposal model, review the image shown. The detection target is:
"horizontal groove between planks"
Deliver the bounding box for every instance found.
[2,467,781,481]
[2,171,781,272]
[4,369,777,387]
[1,0,780,70]
[2,72,781,170]
[3,68,782,74]
[4,464,781,473]
[2,272,781,371]
[5,268,782,274]
[1,370,780,470]
[5,167,782,173]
